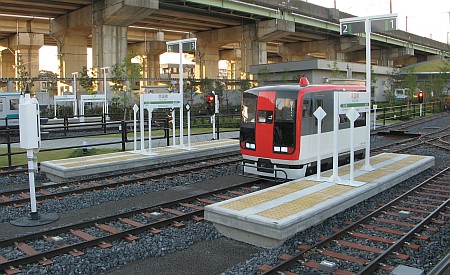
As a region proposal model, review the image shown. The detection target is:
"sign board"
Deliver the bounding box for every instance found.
[338,91,370,114]
[340,16,397,35]
[141,93,182,109]
[81,94,104,101]
[54,95,75,102]
[167,41,196,53]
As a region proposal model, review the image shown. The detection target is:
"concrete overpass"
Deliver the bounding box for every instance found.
[0,0,448,89]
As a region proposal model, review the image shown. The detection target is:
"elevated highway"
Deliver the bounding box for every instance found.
[0,0,448,81]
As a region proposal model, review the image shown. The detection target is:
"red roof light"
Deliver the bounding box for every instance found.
[299,77,310,87]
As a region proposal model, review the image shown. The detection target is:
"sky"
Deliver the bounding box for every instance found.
[307,0,449,43]
[40,0,450,72]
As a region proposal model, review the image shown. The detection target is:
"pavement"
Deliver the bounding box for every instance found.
[1,131,240,151]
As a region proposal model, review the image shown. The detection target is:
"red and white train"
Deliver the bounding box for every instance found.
[240,77,369,180]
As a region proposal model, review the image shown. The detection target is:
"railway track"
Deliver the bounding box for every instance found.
[0,179,271,274]
[261,167,449,275]
[0,153,242,209]
[371,126,450,155]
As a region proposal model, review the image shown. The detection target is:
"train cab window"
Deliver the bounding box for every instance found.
[302,99,310,118]
[257,110,273,123]
[241,93,257,124]
[240,92,257,146]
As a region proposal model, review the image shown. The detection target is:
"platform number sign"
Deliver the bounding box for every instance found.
[341,17,397,35]
[167,41,196,53]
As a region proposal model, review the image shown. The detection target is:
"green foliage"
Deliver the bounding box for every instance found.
[327,61,342,79]
[238,78,251,92]
[39,70,59,96]
[185,76,199,105]
[79,66,97,94]
[15,53,33,92]
[257,66,272,85]
[199,77,214,94]
[383,68,401,104]
[403,68,418,97]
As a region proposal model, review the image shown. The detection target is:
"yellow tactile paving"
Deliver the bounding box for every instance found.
[193,140,238,149]
[47,139,238,168]
[151,148,186,154]
[222,180,320,211]
[321,153,404,177]
[61,154,145,168]
[257,184,354,220]
[49,152,128,165]
[355,155,426,182]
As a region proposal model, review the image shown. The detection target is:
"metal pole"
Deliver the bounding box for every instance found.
[27,149,38,219]
[362,18,373,171]
[72,72,78,116]
[179,41,184,147]
[101,67,109,118]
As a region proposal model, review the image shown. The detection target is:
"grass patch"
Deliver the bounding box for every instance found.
[0,147,120,167]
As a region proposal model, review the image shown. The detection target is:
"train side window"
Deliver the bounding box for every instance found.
[10,99,19,110]
[303,100,310,117]
[257,110,273,123]
[0,99,3,112]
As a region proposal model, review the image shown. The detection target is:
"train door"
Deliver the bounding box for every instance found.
[255,91,276,156]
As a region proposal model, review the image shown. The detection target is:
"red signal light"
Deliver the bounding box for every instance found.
[206,93,216,115]
[418,91,424,103]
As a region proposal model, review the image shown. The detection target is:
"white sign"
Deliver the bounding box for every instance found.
[81,94,104,101]
[54,95,75,102]
[141,93,182,109]
[338,91,370,114]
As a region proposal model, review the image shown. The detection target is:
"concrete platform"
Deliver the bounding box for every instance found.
[204,153,435,248]
[40,139,239,183]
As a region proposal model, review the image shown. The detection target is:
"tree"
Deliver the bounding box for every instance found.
[327,61,342,79]
[185,76,199,105]
[383,68,401,105]
[39,70,59,97]
[15,53,33,92]
[79,66,97,94]
[109,49,144,120]
[213,79,226,111]
[238,78,251,92]
[403,68,418,99]
[257,66,272,85]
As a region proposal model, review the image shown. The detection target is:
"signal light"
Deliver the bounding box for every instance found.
[418,91,424,103]
[206,93,215,115]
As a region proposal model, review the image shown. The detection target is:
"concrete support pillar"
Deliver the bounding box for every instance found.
[130,36,166,84]
[242,24,267,78]
[220,48,241,79]
[196,45,220,79]
[92,24,128,70]
[6,33,44,92]
[1,49,15,78]
[92,0,158,71]
[50,6,92,78]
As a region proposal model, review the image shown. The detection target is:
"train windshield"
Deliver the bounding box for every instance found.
[273,92,296,148]
[240,91,257,144]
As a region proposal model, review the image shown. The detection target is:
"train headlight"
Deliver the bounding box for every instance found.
[274,146,294,153]
[245,143,256,149]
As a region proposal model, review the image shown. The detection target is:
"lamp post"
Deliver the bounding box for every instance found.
[71,72,78,117]
[100,67,110,119]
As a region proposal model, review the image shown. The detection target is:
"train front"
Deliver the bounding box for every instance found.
[240,85,303,180]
